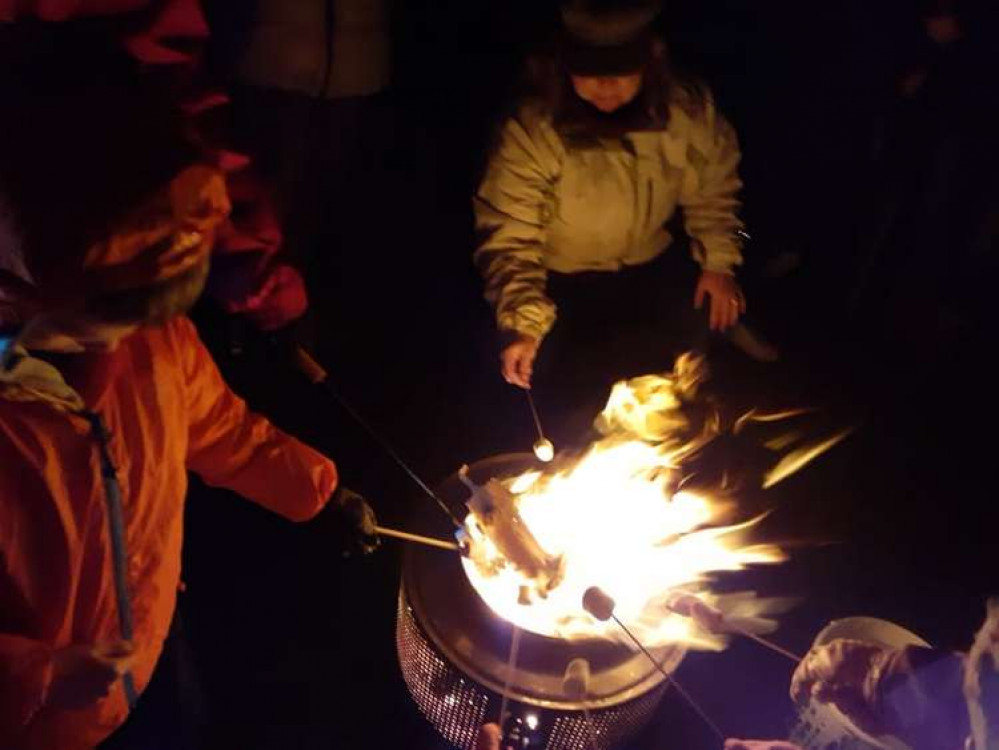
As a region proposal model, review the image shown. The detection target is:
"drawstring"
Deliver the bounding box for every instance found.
[82,410,139,710]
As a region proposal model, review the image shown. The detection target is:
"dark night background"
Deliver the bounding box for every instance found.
[94,0,999,746]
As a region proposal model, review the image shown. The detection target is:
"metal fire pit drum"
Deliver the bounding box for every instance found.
[396,454,686,749]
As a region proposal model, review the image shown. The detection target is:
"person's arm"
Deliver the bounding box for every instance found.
[177,317,337,521]
[678,92,745,277]
[0,458,132,739]
[879,646,970,750]
[473,109,561,346]
[792,638,970,749]
[966,601,999,750]
[0,434,54,737]
[0,630,52,739]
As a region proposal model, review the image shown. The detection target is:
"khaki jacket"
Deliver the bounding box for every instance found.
[474,92,744,340]
[238,0,391,99]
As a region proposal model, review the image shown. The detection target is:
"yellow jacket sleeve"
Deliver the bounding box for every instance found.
[473,108,562,341]
[678,94,745,275]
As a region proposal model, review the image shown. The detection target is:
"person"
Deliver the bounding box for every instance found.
[0,71,376,749]
[850,0,999,351]
[0,0,312,336]
[474,0,754,413]
[473,603,998,750]
[788,603,999,750]
[214,0,395,347]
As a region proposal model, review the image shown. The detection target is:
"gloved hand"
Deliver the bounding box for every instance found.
[790,639,892,735]
[320,486,380,556]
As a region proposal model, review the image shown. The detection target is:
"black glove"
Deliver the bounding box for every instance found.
[321,486,380,556]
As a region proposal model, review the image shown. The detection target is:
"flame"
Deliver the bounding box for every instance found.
[462,354,791,650]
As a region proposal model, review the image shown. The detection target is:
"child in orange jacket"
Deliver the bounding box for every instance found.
[0,115,373,750]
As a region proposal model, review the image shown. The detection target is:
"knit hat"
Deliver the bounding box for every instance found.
[560,0,662,75]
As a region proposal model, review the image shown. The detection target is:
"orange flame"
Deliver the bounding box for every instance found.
[462,354,789,649]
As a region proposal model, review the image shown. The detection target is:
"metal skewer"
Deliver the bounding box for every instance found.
[666,595,803,664]
[498,625,523,748]
[294,346,463,527]
[374,525,459,551]
[729,625,803,663]
[526,389,545,441]
[611,613,726,742]
[525,390,554,462]
[582,587,726,743]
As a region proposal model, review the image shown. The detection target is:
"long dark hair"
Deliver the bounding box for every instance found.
[523,34,705,141]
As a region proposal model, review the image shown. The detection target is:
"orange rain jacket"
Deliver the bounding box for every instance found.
[0,317,337,749]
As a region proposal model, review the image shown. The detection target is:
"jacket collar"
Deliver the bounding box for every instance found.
[0,334,85,412]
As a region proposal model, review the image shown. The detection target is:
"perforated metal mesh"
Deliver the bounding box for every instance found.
[788,705,881,750]
[397,594,490,749]
[544,689,667,750]
[396,591,666,749]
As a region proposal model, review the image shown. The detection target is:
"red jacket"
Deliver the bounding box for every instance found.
[0,0,309,330]
[0,317,336,749]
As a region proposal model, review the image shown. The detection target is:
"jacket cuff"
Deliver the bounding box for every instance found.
[694,237,743,275]
[497,309,552,344]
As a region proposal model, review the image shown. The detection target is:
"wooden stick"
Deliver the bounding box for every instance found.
[374,525,459,551]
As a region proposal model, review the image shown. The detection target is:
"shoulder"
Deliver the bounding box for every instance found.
[141,316,199,351]
[666,79,716,133]
[498,100,564,158]
[481,100,565,185]
[665,80,737,158]
[124,316,202,381]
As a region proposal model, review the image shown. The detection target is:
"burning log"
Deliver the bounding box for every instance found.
[459,466,566,599]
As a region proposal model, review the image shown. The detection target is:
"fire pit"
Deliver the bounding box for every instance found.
[396,358,806,748]
[396,454,685,750]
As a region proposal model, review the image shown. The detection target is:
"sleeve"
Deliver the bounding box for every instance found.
[965,602,999,750]
[876,645,971,750]
[0,439,53,739]
[678,94,745,275]
[473,109,561,342]
[0,633,52,740]
[177,318,337,521]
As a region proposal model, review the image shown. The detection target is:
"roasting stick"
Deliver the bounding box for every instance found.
[374,526,459,551]
[583,587,726,743]
[498,625,523,741]
[525,390,555,463]
[563,659,601,750]
[732,627,802,663]
[666,592,803,663]
[294,346,463,527]
[613,621,725,743]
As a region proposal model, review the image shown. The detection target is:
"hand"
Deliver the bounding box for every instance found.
[724,740,803,750]
[475,723,501,750]
[48,641,135,710]
[327,486,380,555]
[694,271,745,332]
[790,639,890,733]
[500,335,540,389]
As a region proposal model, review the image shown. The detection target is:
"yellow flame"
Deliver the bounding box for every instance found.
[462,356,788,649]
[761,428,852,489]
